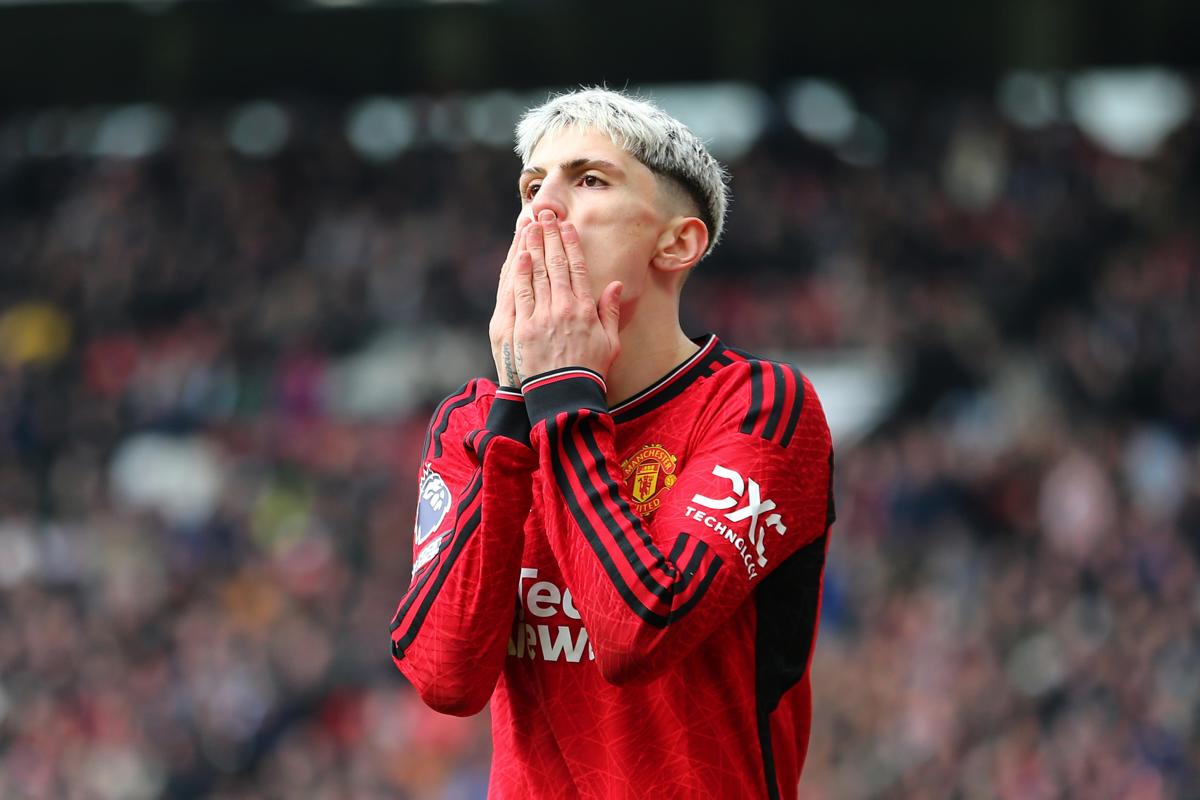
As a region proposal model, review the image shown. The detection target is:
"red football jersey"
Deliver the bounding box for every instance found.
[390,335,835,799]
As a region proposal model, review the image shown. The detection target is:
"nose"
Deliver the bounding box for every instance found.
[528,177,568,223]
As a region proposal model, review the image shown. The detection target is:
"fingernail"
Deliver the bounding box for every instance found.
[538,209,556,223]
[561,222,576,241]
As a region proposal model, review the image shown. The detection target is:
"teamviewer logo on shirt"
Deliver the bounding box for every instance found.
[509,568,595,663]
[415,464,452,545]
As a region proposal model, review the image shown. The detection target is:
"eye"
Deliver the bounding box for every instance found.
[581,174,606,188]
[523,181,541,200]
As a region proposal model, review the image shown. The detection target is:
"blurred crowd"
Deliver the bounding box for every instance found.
[0,83,1197,799]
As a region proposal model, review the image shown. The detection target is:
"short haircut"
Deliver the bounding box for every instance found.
[515,88,730,258]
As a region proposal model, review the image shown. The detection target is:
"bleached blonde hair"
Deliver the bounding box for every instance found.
[515,87,730,257]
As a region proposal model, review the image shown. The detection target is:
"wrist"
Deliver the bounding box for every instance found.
[486,387,532,445]
[522,367,608,426]
[495,342,521,388]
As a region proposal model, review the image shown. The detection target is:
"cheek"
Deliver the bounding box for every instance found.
[570,197,662,294]
[579,229,646,275]
[577,208,658,264]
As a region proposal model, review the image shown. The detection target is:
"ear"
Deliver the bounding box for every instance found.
[651,217,709,275]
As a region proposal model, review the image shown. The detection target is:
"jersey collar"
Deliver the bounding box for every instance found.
[610,334,727,423]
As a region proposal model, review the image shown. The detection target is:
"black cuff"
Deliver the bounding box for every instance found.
[485,388,532,445]
[522,368,608,426]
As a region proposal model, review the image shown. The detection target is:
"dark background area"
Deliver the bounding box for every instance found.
[3,0,1199,106]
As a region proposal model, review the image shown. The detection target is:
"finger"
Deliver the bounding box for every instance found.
[493,239,528,346]
[525,223,550,308]
[560,221,591,299]
[503,216,530,268]
[508,216,531,259]
[513,251,535,319]
[505,217,533,271]
[538,211,572,300]
[495,263,515,320]
[497,217,528,281]
[496,219,531,306]
[598,280,623,341]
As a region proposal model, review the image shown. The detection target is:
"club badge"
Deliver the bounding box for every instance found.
[415,464,452,545]
[621,444,679,516]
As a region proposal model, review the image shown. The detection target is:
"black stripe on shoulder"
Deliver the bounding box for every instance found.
[778,366,806,449]
[760,362,787,442]
[735,354,806,448]
[421,380,481,462]
[740,361,764,436]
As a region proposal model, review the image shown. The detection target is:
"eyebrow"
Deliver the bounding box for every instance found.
[520,158,625,180]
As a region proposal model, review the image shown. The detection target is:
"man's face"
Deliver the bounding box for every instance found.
[518,126,666,300]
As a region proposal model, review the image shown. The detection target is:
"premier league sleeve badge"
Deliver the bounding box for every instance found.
[414,464,453,545]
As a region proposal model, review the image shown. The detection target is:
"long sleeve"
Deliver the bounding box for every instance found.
[389,381,537,716]
[523,363,834,686]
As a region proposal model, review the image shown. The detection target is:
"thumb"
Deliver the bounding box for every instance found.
[598,281,623,338]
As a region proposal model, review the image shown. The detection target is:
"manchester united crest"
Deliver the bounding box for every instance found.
[621,444,679,516]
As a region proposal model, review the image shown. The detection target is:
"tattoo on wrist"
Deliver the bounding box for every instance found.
[515,343,525,383]
[502,343,519,387]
